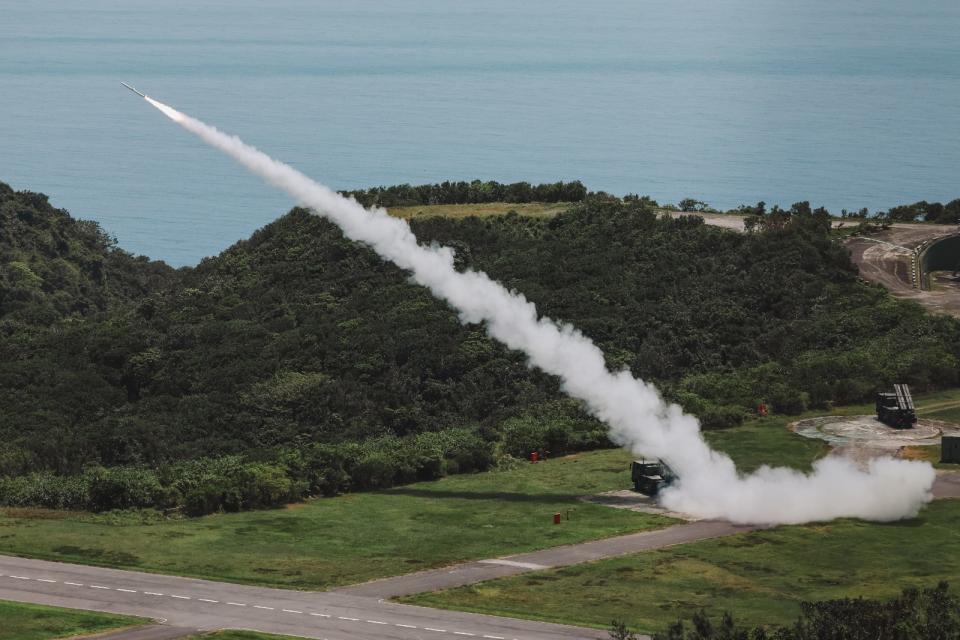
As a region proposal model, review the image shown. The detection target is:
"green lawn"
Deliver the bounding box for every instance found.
[0,600,143,640]
[703,417,828,473]
[0,450,672,590]
[402,499,960,634]
[702,389,960,473]
[918,403,960,424]
[388,202,571,220]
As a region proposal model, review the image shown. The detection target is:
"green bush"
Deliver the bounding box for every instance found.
[501,417,549,459]
[0,473,88,510]
[83,466,164,512]
[698,404,745,430]
[768,386,809,415]
[351,451,400,490]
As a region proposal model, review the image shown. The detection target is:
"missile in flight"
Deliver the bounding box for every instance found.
[121,82,146,98]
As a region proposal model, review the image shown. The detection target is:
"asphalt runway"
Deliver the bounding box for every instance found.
[88,626,198,640]
[0,519,758,639]
[0,555,605,640]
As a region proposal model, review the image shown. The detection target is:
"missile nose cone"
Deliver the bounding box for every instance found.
[121,82,146,98]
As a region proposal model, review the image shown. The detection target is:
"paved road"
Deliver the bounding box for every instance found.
[935,470,960,499]
[0,555,604,640]
[336,520,757,598]
[88,626,197,640]
[3,473,955,639]
[339,471,959,599]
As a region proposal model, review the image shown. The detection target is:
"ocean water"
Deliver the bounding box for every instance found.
[2,0,959,267]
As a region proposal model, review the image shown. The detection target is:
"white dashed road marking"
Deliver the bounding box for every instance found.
[2,570,530,640]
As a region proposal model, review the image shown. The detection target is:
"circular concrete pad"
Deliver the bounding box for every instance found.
[792,415,960,452]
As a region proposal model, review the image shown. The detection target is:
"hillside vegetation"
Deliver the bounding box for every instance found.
[0,182,174,332]
[1,180,959,515]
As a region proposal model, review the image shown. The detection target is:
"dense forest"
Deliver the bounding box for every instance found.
[2,180,959,514]
[885,199,960,224]
[340,179,588,207]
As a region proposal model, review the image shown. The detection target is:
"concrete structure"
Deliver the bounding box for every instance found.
[919,233,960,290]
[943,435,960,464]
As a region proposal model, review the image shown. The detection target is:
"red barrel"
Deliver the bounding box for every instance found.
[553,512,561,525]
[530,451,539,463]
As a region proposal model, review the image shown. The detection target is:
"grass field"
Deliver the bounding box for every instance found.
[400,390,960,633]
[706,390,960,473]
[0,450,672,590]
[0,390,953,595]
[387,202,572,220]
[703,417,829,473]
[0,600,143,640]
[403,499,960,634]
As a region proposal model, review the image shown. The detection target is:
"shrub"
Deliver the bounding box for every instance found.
[698,404,745,430]
[82,466,164,512]
[768,386,809,415]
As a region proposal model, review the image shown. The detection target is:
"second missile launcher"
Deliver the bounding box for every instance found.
[876,383,917,429]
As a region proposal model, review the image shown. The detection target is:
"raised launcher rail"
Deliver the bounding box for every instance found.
[631,459,676,496]
[876,383,917,429]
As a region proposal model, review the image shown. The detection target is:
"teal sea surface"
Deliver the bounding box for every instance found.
[2,0,959,266]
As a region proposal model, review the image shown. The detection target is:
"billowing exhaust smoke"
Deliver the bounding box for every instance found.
[139,95,935,525]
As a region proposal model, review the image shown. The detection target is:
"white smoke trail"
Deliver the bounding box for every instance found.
[142,96,935,525]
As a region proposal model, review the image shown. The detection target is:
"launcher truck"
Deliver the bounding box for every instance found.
[876,383,917,429]
[631,459,676,496]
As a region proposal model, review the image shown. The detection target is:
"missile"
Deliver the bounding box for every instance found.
[121,82,146,98]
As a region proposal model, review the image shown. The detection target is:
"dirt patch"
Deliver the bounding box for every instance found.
[580,489,699,521]
[901,446,935,461]
[52,545,141,565]
[845,223,960,318]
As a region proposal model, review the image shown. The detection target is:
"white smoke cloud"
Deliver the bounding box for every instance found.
[142,96,936,525]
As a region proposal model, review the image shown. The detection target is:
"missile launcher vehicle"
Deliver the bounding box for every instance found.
[631,459,676,496]
[876,383,917,429]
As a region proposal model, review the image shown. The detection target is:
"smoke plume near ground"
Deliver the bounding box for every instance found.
[141,95,935,525]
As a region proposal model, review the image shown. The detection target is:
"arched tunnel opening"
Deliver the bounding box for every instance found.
[919,234,960,290]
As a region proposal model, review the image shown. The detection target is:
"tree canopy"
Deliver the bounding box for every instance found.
[2,180,959,514]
